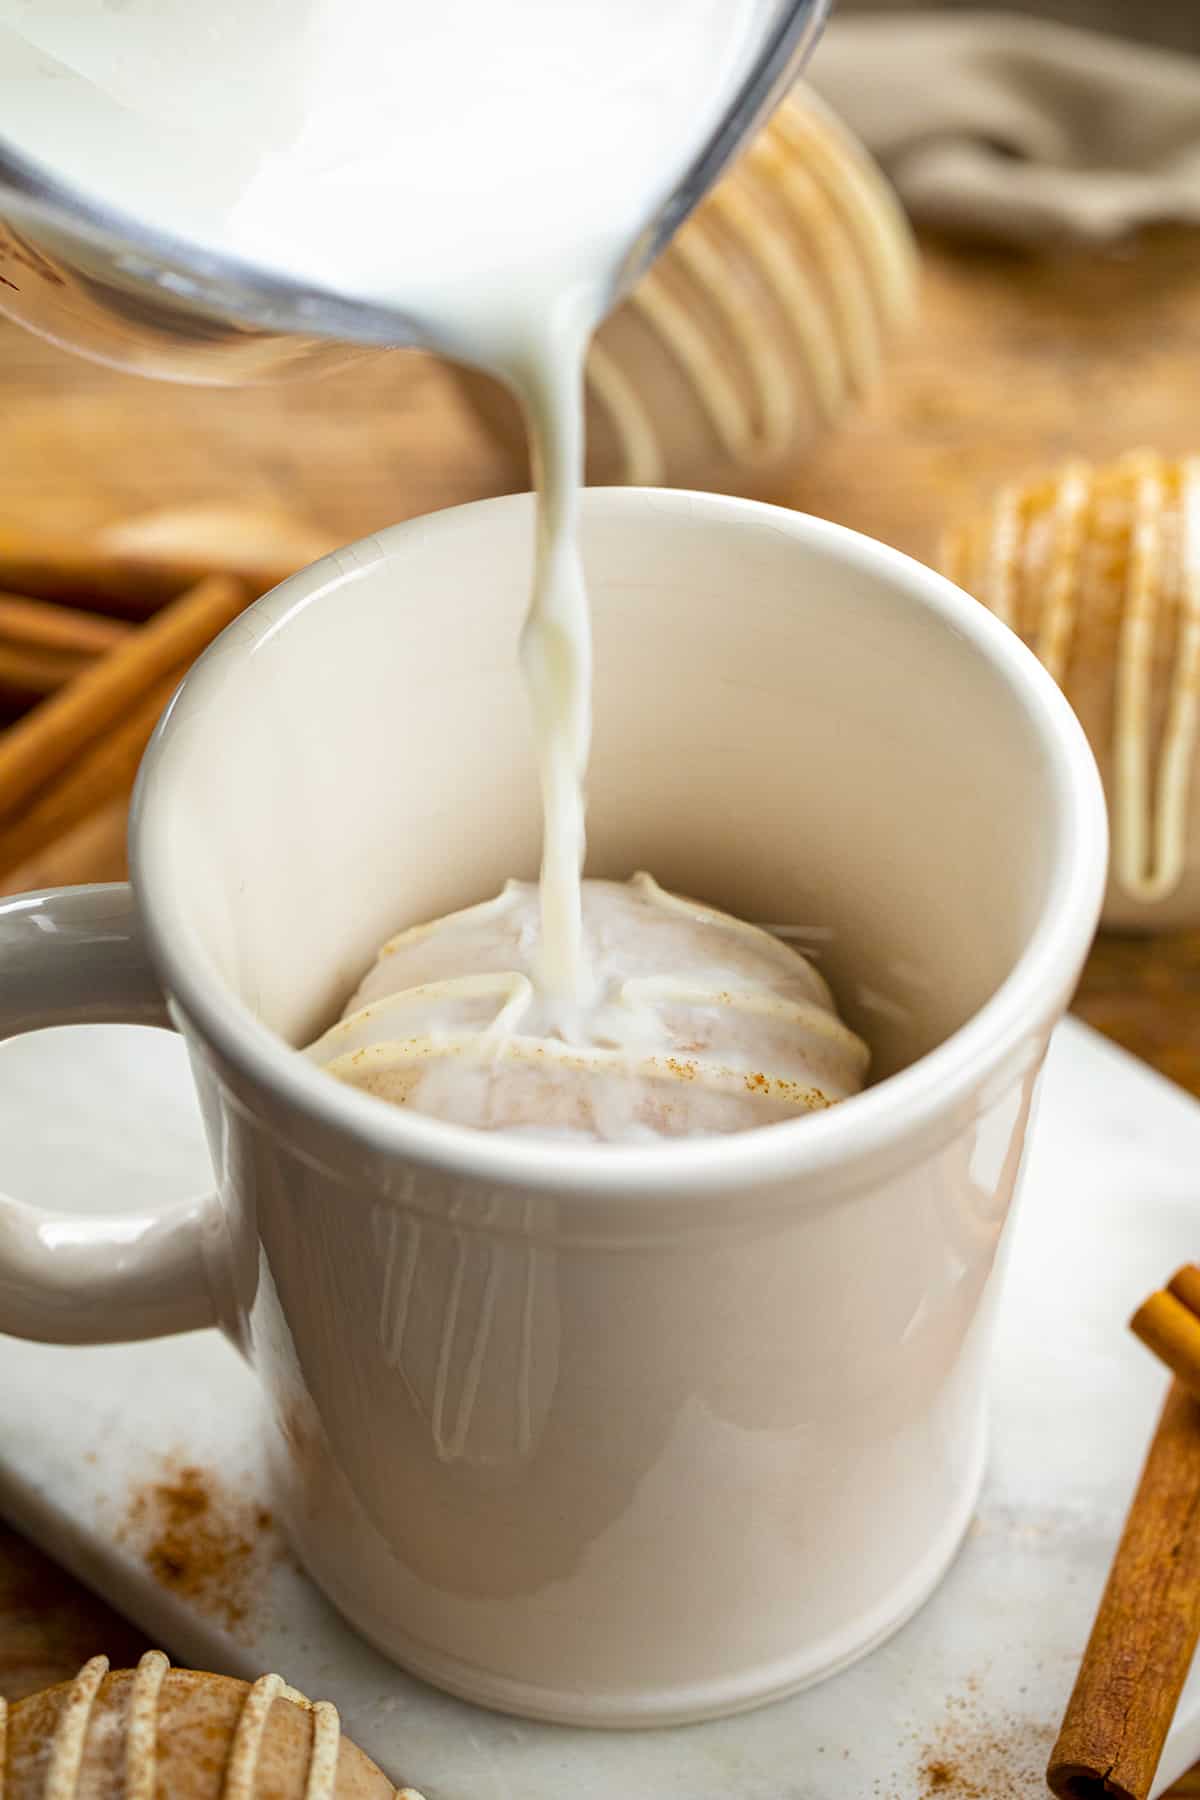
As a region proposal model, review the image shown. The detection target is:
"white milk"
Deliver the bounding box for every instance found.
[0,3,863,1094]
[1,0,774,1013]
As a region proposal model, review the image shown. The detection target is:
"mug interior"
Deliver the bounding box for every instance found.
[137,490,1088,1115]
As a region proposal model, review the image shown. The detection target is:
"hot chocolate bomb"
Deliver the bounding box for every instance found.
[307,874,868,1142]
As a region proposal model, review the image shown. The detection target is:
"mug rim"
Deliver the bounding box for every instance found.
[131,487,1108,1199]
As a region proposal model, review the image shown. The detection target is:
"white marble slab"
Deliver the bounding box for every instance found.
[0,1016,1197,1798]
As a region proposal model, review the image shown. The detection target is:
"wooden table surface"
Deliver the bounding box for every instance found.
[1,226,1199,1791]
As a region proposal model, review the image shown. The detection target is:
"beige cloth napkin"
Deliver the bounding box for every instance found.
[807,11,1200,246]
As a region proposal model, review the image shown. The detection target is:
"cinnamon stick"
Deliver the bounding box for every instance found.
[0,593,130,657]
[0,525,222,615]
[0,795,130,897]
[1047,1380,1200,1800]
[0,520,322,618]
[1168,1265,1200,1318]
[0,573,247,828]
[1132,1268,1200,1403]
[0,642,92,705]
[0,676,181,878]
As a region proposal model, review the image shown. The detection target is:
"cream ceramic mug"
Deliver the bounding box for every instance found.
[0,490,1106,1728]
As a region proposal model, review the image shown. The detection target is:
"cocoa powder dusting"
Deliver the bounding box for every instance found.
[120,1458,281,1640]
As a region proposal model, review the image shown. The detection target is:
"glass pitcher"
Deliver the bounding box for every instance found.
[0,1,828,387]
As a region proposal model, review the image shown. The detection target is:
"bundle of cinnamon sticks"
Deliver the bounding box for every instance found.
[0,507,337,898]
[1048,1267,1200,1800]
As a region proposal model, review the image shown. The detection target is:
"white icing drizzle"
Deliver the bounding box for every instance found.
[226,1673,285,1799]
[302,1700,341,1800]
[632,258,754,463]
[585,341,665,485]
[43,1655,107,1800]
[1114,452,1165,896]
[709,168,843,443]
[775,100,917,331]
[1152,457,1200,896]
[124,1648,169,1800]
[982,483,1022,629]
[1116,454,1200,901]
[598,98,915,480]
[955,450,1200,906]
[753,129,883,402]
[1036,460,1092,685]
[20,1653,427,1798]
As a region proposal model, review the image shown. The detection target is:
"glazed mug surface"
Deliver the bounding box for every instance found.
[0,489,1107,1725]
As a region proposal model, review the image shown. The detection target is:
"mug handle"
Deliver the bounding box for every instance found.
[0,884,227,1345]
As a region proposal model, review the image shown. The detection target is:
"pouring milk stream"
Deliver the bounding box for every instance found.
[0,1,769,983]
[0,0,867,1133]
